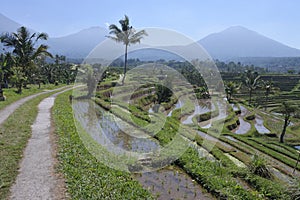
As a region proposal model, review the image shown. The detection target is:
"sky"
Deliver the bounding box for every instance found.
[1,0,300,48]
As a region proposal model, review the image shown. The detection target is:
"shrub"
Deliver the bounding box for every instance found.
[248,154,273,179]
[245,114,255,121]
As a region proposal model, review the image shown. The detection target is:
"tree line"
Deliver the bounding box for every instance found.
[0,26,78,94]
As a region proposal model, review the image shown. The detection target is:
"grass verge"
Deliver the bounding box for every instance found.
[0,89,64,199]
[0,84,66,110]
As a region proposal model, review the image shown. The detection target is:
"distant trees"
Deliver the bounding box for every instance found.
[39,55,77,85]
[77,64,97,98]
[0,26,78,95]
[242,70,261,105]
[0,26,52,93]
[107,15,147,85]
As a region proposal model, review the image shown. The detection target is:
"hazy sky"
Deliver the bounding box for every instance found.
[1,0,300,48]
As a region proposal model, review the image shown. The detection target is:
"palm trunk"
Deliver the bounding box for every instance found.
[293,152,300,174]
[17,83,22,94]
[280,117,289,143]
[249,89,252,105]
[121,44,128,85]
[265,94,268,111]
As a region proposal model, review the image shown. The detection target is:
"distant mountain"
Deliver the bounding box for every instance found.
[47,27,107,58]
[199,26,300,59]
[0,13,21,34]
[0,13,22,52]
[1,13,300,61]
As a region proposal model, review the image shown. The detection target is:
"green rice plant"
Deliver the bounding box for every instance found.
[288,178,300,200]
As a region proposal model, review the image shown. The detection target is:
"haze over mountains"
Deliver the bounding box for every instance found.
[199,26,300,59]
[1,13,300,60]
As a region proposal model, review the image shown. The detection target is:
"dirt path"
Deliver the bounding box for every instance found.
[0,86,69,125]
[9,88,72,200]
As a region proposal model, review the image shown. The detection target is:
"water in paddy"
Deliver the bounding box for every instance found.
[182,102,211,125]
[135,167,214,200]
[230,103,240,111]
[167,100,184,117]
[234,105,251,134]
[254,115,270,134]
[294,146,300,150]
[199,101,228,129]
[73,100,160,153]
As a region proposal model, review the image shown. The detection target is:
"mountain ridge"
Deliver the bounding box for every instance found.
[198,25,300,59]
[1,13,300,60]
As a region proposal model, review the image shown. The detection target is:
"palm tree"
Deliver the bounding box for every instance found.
[243,70,260,105]
[77,64,96,98]
[224,81,240,103]
[261,80,273,111]
[0,26,52,93]
[107,15,147,85]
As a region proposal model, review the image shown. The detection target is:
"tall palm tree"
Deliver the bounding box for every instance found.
[0,26,52,92]
[261,80,273,111]
[107,15,147,85]
[242,70,260,105]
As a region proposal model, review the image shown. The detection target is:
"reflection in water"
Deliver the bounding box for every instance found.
[199,101,227,128]
[74,100,160,154]
[182,103,210,125]
[234,105,251,134]
[135,167,214,200]
[148,107,154,113]
[230,103,239,111]
[167,100,184,117]
[255,115,270,134]
[294,146,300,150]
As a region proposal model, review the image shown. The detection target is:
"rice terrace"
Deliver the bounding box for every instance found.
[1,1,300,200]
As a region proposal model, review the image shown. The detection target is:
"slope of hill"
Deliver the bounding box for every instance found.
[47,27,107,58]
[0,13,21,34]
[199,26,300,59]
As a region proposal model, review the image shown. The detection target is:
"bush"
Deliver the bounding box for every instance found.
[245,114,255,121]
[248,155,273,179]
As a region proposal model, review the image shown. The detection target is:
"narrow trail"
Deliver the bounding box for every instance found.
[0,86,69,125]
[9,88,72,200]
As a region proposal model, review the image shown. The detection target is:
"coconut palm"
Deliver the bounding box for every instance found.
[107,15,147,85]
[261,80,273,111]
[0,26,52,93]
[224,81,240,102]
[242,70,261,105]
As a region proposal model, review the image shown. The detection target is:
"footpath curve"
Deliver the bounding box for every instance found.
[0,86,70,125]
